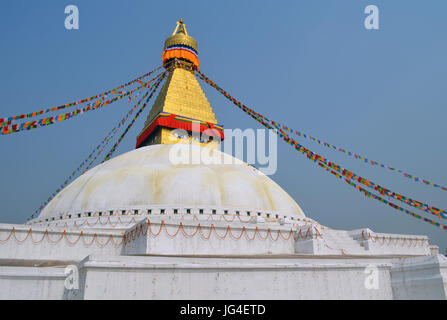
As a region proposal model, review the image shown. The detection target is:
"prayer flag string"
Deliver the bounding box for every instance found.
[28,73,165,221]
[192,65,447,230]
[192,66,446,192]
[317,160,447,230]
[0,66,162,127]
[101,71,167,163]
[270,123,447,192]
[1,72,163,136]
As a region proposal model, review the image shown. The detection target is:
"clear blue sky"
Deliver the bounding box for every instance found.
[0,0,446,252]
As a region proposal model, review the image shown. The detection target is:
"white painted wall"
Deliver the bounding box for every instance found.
[0,267,67,300]
[0,224,123,261]
[123,219,295,256]
[391,255,447,300]
[77,255,394,300]
[0,220,444,300]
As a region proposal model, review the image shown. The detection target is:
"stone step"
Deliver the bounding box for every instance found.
[320,229,367,254]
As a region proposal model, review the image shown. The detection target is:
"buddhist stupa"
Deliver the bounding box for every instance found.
[0,19,445,300]
[37,19,306,222]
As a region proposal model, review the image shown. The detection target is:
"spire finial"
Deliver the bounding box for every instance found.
[171,18,188,36]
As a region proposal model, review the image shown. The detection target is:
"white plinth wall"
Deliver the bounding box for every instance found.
[0,213,445,300]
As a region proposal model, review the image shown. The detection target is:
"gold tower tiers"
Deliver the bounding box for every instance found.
[136,19,223,150]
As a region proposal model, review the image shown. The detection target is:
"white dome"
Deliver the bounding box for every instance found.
[37,144,305,220]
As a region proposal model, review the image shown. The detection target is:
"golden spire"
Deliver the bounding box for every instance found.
[136,20,222,150]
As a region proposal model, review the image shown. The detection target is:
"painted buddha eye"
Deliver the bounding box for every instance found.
[171,131,187,139]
